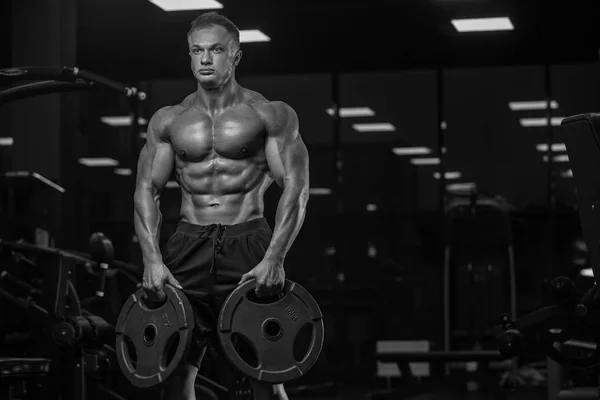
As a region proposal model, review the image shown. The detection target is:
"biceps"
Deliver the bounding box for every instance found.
[136,142,175,193]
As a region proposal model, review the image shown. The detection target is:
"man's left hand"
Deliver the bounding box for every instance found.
[239,258,285,297]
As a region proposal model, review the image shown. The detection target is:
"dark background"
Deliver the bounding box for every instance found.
[1,0,600,394]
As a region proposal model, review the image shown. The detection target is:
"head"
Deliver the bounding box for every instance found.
[187,12,242,89]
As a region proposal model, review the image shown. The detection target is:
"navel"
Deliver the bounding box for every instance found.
[241,146,248,154]
[180,150,186,158]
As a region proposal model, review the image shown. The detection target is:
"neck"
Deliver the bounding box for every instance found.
[194,75,241,114]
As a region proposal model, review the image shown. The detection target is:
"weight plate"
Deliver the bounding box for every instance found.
[115,285,194,388]
[217,279,324,384]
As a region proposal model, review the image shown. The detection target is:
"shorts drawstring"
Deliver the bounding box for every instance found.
[209,224,226,273]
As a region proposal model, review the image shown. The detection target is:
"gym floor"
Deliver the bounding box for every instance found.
[294,388,548,400]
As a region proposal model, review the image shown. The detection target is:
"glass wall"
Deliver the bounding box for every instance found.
[443,66,548,208]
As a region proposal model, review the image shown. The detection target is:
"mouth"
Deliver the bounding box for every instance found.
[199,70,215,75]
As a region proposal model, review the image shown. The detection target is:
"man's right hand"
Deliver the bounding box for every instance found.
[142,263,183,303]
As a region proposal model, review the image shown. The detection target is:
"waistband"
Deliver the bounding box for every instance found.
[175,217,271,238]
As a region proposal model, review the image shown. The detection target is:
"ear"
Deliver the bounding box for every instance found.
[233,49,243,66]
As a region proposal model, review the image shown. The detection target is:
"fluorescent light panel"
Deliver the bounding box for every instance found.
[78,158,119,167]
[561,169,573,178]
[33,172,66,193]
[536,143,566,152]
[115,168,132,176]
[434,171,462,180]
[410,158,440,165]
[309,188,332,195]
[452,17,514,32]
[366,204,377,212]
[543,154,569,163]
[520,117,564,127]
[581,268,594,277]
[101,116,148,127]
[509,100,559,111]
[148,0,223,11]
[447,182,476,191]
[326,107,375,118]
[353,123,395,132]
[240,30,270,43]
[0,137,13,146]
[392,147,431,156]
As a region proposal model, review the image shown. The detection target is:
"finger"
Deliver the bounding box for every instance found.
[167,275,183,290]
[239,273,254,285]
[255,280,269,297]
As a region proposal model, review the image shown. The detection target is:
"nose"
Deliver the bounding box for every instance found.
[200,51,212,65]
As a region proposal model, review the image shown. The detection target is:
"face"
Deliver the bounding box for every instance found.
[188,25,242,89]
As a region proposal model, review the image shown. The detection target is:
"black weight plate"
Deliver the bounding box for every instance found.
[115,284,194,388]
[218,279,324,384]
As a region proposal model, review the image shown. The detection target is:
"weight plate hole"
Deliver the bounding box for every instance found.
[143,324,158,345]
[293,323,313,362]
[124,335,138,369]
[163,331,180,368]
[263,319,283,340]
[232,332,259,368]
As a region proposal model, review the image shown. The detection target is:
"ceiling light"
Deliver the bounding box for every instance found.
[240,30,270,43]
[561,169,573,178]
[78,158,119,167]
[353,123,396,132]
[509,100,559,111]
[536,143,566,152]
[148,0,223,11]
[165,181,180,188]
[0,137,13,146]
[542,154,569,163]
[447,182,476,192]
[4,171,66,193]
[309,188,332,195]
[32,172,66,193]
[519,117,564,127]
[326,107,375,118]
[434,171,462,180]
[366,204,377,212]
[140,132,147,139]
[392,147,431,156]
[101,116,148,127]
[115,168,132,176]
[410,158,440,165]
[581,267,594,277]
[452,17,514,32]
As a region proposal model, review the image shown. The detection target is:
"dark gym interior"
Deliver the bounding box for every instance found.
[2,1,600,400]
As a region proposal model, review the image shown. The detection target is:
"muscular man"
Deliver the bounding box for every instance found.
[133,12,309,400]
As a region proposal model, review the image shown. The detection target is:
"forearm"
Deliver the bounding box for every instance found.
[264,183,309,263]
[133,189,164,267]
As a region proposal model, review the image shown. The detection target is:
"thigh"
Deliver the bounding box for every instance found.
[250,381,287,400]
[161,362,199,400]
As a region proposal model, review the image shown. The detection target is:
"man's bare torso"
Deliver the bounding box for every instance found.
[163,88,275,225]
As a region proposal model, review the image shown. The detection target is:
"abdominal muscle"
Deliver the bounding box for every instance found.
[176,156,273,226]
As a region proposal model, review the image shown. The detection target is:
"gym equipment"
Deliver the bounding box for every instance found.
[0,237,127,400]
[491,114,600,399]
[0,66,146,103]
[217,279,324,384]
[115,285,194,388]
[443,193,517,357]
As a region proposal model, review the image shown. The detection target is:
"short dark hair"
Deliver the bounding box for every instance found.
[187,12,240,50]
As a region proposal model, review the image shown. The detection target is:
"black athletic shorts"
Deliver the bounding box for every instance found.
[162,217,272,384]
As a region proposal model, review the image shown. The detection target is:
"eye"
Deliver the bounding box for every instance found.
[214,47,223,53]
[192,48,201,54]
